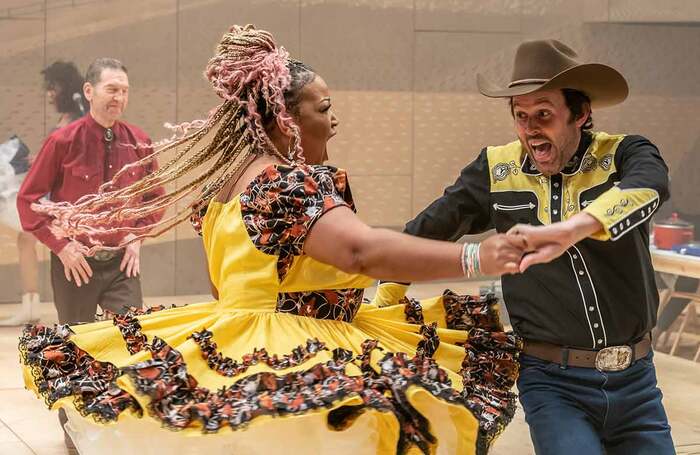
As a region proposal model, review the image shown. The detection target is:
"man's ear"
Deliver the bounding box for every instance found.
[83,82,93,103]
[575,102,591,129]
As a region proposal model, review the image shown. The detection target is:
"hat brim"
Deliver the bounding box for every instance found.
[477,63,629,108]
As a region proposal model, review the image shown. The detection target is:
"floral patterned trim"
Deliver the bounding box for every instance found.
[240,165,354,281]
[189,202,209,236]
[112,305,170,355]
[189,329,329,377]
[122,333,459,454]
[113,313,147,355]
[462,328,523,453]
[403,297,425,325]
[416,322,439,358]
[276,288,365,322]
[18,324,141,422]
[443,290,502,332]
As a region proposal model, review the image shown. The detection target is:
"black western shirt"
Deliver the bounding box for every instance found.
[405,131,669,348]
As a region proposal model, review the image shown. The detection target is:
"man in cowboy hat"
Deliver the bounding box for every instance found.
[377,39,674,453]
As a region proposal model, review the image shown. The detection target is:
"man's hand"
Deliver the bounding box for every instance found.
[479,233,528,276]
[120,234,142,278]
[57,241,92,287]
[508,213,603,272]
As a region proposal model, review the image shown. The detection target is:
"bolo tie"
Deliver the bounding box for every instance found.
[104,128,114,143]
[103,128,114,184]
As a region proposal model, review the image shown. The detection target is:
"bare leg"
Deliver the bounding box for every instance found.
[17,231,39,293]
[0,232,40,326]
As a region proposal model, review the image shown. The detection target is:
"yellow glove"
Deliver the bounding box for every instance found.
[371,282,409,308]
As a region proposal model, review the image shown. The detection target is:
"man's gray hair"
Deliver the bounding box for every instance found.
[85,58,127,86]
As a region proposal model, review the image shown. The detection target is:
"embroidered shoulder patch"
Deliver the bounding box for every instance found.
[581,155,597,173]
[599,154,613,171]
[492,161,518,183]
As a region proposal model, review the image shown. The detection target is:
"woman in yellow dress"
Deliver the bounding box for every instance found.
[19,25,525,455]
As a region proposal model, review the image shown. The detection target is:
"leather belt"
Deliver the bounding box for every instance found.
[523,336,651,372]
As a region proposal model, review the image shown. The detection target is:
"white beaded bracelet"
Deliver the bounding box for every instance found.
[460,242,481,277]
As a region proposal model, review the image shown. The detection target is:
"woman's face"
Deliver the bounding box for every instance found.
[46,82,60,106]
[292,75,338,165]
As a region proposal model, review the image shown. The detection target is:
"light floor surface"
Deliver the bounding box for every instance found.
[0,281,698,454]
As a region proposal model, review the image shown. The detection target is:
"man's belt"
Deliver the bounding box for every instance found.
[91,249,123,262]
[523,336,651,372]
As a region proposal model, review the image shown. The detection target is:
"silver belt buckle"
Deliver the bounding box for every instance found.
[595,345,633,372]
[93,250,116,262]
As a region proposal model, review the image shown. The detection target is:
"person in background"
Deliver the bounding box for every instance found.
[0,60,87,326]
[42,60,88,130]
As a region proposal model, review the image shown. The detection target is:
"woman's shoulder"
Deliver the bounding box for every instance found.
[250,163,347,184]
[245,164,350,212]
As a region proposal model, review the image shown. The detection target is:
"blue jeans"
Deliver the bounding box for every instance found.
[517,351,675,455]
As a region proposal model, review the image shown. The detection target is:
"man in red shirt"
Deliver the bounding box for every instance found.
[18,57,163,452]
[18,57,163,326]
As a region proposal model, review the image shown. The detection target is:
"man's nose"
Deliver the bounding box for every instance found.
[525,117,540,135]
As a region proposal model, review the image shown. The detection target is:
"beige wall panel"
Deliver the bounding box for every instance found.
[415,31,524,92]
[585,25,699,97]
[520,0,608,37]
[350,175,412,227]
[300,0,413,91]
[330,90,412,176]
[609,0,700,22]
[413,92,514,216]
[0,7,45,153]
[415,0,520,33]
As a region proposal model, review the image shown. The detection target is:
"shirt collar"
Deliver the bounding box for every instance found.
[85,113,120,145]
[521,131,593,176]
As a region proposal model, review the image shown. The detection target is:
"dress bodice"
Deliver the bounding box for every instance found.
[201,164,374,320]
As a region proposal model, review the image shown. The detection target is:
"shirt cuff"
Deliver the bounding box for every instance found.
[583,186,660,241]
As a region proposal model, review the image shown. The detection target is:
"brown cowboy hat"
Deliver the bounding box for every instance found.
[477,39,629,108]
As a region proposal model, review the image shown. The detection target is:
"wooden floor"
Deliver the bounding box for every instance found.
[1,281,699,454]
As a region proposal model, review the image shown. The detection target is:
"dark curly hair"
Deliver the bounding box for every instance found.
[41,60,86,119]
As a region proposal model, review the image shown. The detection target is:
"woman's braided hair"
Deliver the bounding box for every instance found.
[33,25,316,254]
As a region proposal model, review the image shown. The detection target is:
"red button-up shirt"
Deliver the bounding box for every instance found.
[17,114,165,254]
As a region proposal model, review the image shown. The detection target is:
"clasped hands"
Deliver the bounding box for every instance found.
[480,221,578,276]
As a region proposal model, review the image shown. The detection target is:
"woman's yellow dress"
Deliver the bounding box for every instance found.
[19,164,520,455]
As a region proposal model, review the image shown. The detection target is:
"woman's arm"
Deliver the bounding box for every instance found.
[304,206,524,282]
